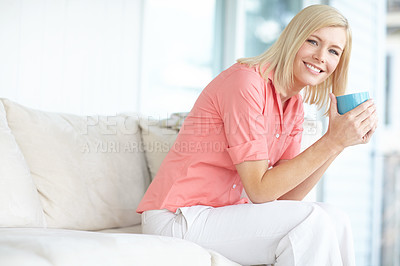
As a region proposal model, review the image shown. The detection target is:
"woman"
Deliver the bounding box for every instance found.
[137,4,378,266]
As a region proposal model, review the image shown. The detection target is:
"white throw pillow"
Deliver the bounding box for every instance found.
[0,100,46,227]
[139,118,178,180]
[2,99,150,230]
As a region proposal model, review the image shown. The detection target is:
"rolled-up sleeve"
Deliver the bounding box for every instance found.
[215,70,269,165]
[226,138,268,165]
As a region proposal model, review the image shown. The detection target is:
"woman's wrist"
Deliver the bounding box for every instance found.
[320,133,345,155]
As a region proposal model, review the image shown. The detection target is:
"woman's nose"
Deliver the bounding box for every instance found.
[312,49,326,63]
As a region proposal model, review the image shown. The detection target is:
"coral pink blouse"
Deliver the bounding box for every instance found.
[137,63,304,213]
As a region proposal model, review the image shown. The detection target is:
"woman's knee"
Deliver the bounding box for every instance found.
[306,203,338,232]
[275,203,342,262]
[314,202,352,229]
[267,201,348,231]
[263,201,336,234]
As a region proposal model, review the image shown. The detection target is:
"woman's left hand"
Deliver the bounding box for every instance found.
[325,93,378,150]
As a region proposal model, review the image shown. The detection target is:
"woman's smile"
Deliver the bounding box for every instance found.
[303,62,324,74]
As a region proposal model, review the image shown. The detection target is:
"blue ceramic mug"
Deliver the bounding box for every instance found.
[336,92,370,115]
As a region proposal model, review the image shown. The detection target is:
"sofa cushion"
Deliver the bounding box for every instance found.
[0,101,46,228]
[139,118,178,180]
[0,228,239,266]
[2,99,150,230]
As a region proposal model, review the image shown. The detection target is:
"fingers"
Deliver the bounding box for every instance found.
[347,99,374,117]
[344,99,378,145]
[360,109,378,143]
[357,104,376,122]
[363,110,378,133]
[345,100,376,135]
[362,120,378,143]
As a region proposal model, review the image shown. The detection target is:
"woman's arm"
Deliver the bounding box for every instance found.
[236,94,378,203]
[236,134,341,203]
[276,151,338,200]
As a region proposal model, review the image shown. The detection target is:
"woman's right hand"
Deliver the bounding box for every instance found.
[324,93,378,151]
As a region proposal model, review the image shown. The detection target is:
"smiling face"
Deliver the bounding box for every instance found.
[293,26,347,90]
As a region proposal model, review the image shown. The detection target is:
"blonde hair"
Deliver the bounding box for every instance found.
[237,4,352,112]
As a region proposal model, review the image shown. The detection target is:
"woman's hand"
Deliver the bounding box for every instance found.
[325,93,378,151]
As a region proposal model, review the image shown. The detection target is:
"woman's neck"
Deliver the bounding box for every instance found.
[276,85,303,106]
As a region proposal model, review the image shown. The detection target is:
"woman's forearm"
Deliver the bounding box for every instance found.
[251,134,343,203]
[277,150,339,200]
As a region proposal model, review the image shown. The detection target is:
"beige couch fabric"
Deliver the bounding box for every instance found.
[2,99,150,230]
[139,118,178,180]
[0,228,239,266]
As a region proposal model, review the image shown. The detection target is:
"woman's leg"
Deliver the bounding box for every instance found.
[314,202,356,266]
[142,201,355,266]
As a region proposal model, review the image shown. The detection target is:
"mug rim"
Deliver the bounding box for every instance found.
[336,91,369,99]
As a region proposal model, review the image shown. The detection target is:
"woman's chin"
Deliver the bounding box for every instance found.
[304,77,326,87]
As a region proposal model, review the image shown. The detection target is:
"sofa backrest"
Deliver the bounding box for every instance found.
[0,99,150,231]
[139,118,178,180]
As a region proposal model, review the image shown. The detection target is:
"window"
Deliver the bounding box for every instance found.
[385,54,392,125]
[243,0,302,57]
[139,0,216,118]
[388,0,400,12]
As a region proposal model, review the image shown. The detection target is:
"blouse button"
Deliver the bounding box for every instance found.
[232,184,237,189]
[275,133,280,139]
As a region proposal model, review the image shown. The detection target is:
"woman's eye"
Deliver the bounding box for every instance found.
[329,49,339,56]
[307,39,317,45]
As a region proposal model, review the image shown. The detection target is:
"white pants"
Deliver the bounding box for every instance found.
[142,201,356,266]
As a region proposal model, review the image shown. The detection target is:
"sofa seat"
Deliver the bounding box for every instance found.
[0,228,239,266]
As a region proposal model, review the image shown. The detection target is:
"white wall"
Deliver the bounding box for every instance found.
[0,0,143,115]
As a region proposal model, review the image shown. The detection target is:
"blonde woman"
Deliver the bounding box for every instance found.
[137,4,378,266]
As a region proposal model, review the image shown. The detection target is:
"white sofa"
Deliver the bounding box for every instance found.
[0,98,321,266]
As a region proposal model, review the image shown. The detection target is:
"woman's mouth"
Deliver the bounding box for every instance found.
[304,62,324,74]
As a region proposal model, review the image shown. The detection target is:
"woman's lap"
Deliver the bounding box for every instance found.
[142,201,353,266]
